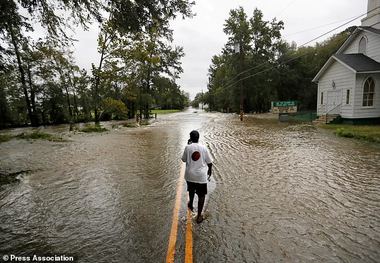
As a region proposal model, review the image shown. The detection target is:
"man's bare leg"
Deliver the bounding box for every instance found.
[188,189,195,211]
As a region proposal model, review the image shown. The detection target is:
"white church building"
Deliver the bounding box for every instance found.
[312,0,380,124]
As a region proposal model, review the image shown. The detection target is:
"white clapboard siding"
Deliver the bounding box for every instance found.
[341,86,355,118]
[317,61,354,116]
[353,74,380,118]
[343,31,380,62]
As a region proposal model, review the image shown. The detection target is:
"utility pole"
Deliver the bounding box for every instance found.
[201,89,204,110]
[234,42,244,121]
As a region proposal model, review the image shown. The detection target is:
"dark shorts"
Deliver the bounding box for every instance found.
[186,181,207,196]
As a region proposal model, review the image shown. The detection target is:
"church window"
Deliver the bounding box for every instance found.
[362,77,375,107]
[320,92,324,104]
[358,37,367,55]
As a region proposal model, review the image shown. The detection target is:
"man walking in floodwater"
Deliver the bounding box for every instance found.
[181,130,213,223]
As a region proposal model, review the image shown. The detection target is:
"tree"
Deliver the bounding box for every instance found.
[0,0,102,126]
[101,97,128,120]
[191,92,205,109]
[152,76,188,110]
[90,13,186,123]
[207,7,284,113]
[0,0,194,126]
[206,54,234,112]
[207,7,353,114]
[127,24,184,118]
[0,72,13,128]
[223,7,251,113]
[274,26,355,110]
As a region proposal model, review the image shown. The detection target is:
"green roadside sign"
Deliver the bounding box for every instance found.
[272,101,297,107]
[271,100,298,114]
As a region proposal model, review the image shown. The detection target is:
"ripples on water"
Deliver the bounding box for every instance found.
[198,113,380,263]
[0,110,379,263]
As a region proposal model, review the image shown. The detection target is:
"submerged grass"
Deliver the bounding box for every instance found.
[0,134,13,143]
[15,131,66,142]
[0,131,66,143]
[321,124,380,143]
[0,170,32,185]
[123,122,138,128]
[151,109,181,115]
[80,124,108,133]
[140,120,150,126]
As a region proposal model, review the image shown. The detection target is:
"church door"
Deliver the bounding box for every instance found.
[327,90,342,114]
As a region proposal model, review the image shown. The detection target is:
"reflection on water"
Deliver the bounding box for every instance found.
[1,110,379,263]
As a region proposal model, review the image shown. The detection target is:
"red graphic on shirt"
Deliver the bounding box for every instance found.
[191,151,201,161]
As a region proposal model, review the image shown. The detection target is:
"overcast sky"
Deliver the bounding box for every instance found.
[72,0,366,99]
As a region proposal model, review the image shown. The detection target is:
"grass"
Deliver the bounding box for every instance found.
[15,131,66,142]
[140,120,150,126]
[288,112,318,122]
[0,131,66,143]
[0,170,32,185]
[123,122,138,128]
[0,134,13,143]
[150,109,181,115]
[321,124,380,143]
[80,124,108,133]
[122,119,150,127]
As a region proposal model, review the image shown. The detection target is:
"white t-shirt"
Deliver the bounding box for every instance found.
[181,143,213,184]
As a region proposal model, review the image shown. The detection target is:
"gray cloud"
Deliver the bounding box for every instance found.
[68,0,365,99]
[170,0,365,99]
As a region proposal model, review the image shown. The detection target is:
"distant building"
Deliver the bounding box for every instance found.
[312,0,380,123]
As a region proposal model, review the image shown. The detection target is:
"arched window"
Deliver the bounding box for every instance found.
[359,36,367,55]
[362,77,375,107]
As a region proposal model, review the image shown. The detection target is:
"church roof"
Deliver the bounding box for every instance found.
[359,26,380,35]
[334,53,380,72]
[313,23,380,82]
[336,26,380,54]
[312,53,380,82]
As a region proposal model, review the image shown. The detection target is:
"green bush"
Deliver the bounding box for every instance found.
[102,98,128,120]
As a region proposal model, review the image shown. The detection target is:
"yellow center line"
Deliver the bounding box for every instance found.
[166,162,194,263]
[185,206,193,263]
[166,163,185,263]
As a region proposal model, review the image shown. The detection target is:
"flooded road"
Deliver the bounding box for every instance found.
[1,109,379,262]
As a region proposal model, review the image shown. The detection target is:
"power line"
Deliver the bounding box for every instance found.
[274,0,298,18]
[298,13,365,47]
[224,10,369,88]
[283,5,380,37]
[218,6,378,92]
[284,14,363,37]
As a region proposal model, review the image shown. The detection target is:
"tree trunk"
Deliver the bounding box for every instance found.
[73,91,79,118]
[94,54,105,124]
[144,62,152,119]
[93,33,112,124]
[70,71,79,119]
[54,57,74,130]
[8,23,37,126]
[63,84,74,130]
[27,63,39,124]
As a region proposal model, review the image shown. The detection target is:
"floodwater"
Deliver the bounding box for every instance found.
[0,109,379,263]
